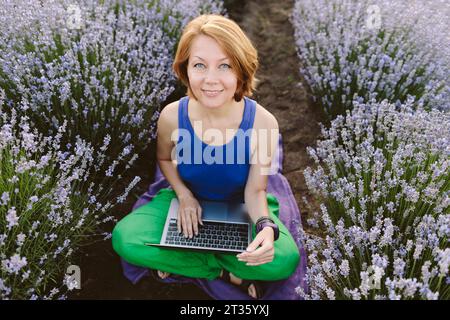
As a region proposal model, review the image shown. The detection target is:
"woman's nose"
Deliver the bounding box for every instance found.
[204,68,221,83]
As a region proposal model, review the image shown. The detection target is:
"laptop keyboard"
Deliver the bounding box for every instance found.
[164,218,249,252]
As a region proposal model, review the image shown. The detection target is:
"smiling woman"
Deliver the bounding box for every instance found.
[187,35,237,108]
[173,14,259,104]
[112,14,300,300]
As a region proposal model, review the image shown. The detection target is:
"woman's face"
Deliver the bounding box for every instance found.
[187,34,238,109]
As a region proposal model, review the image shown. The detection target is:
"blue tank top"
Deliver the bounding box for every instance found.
[176,95,256,202]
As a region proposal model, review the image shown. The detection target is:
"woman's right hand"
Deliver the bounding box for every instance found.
[177,193,203,238]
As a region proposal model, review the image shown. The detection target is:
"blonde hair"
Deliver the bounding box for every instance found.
[172,14,259,102]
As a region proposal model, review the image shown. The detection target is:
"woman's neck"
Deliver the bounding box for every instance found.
[192,98,244,124]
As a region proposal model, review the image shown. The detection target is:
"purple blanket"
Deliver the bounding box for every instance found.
[120,134,308,300]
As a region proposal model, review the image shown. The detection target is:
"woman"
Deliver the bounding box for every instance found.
[112,14,300,299]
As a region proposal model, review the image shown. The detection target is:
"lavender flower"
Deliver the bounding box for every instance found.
[6,207,19,230]
[0,105,149,299]
[291,0,449,120]
[1,254,27,275]
[0,0,225,209]
[0,0,226,300]
[298,99,449,300]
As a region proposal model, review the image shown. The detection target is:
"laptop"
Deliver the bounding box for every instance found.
[145,198,252,254]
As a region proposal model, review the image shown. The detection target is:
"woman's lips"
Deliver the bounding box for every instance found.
[202,89,223,97]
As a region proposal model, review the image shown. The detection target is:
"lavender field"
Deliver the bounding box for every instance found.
[0,0,448,300]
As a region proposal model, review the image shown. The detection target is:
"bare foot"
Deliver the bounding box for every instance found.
[220,270,257,299]
[156,270,170,279]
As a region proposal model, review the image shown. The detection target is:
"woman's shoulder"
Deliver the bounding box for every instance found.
[253,100,279,131]
[248,100,279,158]
[158,100,180,138]
[158,99,182,129]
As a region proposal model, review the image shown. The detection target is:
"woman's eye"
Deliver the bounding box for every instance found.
[194,63,205,68]
[193,63,231,69]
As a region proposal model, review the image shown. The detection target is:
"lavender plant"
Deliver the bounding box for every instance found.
[0,0,225,184]
[291,0,450,120]
[0,0,227,299]
[0,91,144,299]
[298,99,449,300]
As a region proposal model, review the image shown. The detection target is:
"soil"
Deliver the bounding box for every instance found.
[68,0,325,300]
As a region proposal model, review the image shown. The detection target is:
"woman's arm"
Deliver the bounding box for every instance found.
[157,102,205,238]
[244,109,279,223]
[238,109,279,265]
[156,102,193,200]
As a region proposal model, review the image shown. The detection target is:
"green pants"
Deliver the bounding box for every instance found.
[112,188,300,281]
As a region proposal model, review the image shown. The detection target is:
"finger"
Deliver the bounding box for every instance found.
[244,253,274,264]
[259,251,275,260]
[237,238,268,261]
[177,210,182,234]
[181,211,189,237]
[245,250,274,263]
[245,235,264,253]
[197,206,203,226]
[240,249,274,262]
[184,209,193,238]
[246,258,273,266]
[191,210,198,236]
[238,251,264,262]
[181,212,188,238]
[239,244,274,261]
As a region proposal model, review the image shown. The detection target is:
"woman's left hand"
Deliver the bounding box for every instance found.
[236,227,275,266]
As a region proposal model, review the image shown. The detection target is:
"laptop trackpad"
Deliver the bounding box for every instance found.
[200,201,247,223]
[201,201,228,222]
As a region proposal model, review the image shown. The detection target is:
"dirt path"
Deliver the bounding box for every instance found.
[69,0,323,300]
